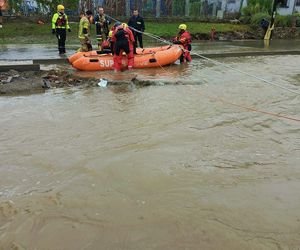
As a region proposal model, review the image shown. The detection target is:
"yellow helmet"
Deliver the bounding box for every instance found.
[122,23,128,29]
[178,24,187,30]
[57,5,65,11]
[108,30,113,38]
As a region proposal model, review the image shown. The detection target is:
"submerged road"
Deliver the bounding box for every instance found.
[0,41,300,249]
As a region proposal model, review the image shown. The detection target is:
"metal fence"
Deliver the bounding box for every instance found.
[3,0,243,18]
[78,0,241,18]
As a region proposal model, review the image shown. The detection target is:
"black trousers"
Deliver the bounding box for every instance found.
[115,40,130,55]
[134,32,143,48]
[56,28,66,53]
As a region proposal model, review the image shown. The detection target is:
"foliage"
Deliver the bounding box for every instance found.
[7,0,21,12]
[172,0,185,16]
[250,12,270,26]
[292,12,300,26]
[241,0,273,24]
[189,1,201,17]
[275,14,292,27]
[247,0,272,14]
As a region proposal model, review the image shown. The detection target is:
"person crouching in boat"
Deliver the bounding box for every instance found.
[100,30,113,54]
[172,24,192,63]
[78,10,93,52]
[111,23,135,72]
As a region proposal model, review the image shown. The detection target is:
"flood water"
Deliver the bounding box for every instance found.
[0,45,300,249]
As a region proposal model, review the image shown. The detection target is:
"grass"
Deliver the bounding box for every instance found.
[146,22,250,36]
[0,20,251,44]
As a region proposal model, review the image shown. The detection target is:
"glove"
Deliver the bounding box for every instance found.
[52,29,56,34]
[68,28,71,32]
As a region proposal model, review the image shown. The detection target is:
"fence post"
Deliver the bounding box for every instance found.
[212,2,217,17]
[156,0,160,17]
[185,0,190,16]
[126,0,130,17]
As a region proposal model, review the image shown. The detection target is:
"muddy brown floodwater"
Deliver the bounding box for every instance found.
[0,54,300,249]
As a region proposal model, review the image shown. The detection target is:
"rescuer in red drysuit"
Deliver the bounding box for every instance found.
[172,23,192,63]
[111,23,135,72]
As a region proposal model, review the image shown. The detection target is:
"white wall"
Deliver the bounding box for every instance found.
[225,0,242,13]
[278,0,295,15]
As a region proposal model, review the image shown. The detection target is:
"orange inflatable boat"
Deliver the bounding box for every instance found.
[68,45,174,64]
[71,45,183,71]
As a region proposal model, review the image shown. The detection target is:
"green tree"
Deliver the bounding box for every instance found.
[241,0,272,23]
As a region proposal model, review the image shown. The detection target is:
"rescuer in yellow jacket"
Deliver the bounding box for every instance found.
[78,10,93,52]
[52,4,71,54]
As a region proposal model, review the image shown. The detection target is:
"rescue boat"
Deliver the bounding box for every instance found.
[71,45,183,71]
[68,45,174,64]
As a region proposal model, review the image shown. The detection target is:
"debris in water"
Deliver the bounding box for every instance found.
[98,78,108,87]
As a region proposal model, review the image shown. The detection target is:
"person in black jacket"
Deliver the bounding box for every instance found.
[128,9,145,50]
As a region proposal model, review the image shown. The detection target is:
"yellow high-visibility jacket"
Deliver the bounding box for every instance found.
[52,12,70,29]
[78,16,90,39]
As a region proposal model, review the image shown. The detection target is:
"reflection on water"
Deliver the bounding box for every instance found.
[0,55,300,249]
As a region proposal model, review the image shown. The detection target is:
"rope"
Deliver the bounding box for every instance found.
[197,91,300,122]
[106,14,300,96]
[155,55,172,75]
[105,15,300,122]
[190,51,300,95]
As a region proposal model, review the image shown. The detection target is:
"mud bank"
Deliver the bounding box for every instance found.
[0,69,170,95]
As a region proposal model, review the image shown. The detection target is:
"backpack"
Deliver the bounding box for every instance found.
[115,28,126,41]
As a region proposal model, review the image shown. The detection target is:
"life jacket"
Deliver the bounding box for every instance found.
[56,14,67,27]
[101,39,110,49]
[179,31,191,45]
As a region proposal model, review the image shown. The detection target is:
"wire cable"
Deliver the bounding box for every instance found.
[106,14,300,95]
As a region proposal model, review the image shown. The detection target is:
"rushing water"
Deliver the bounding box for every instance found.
[0,51,300,249]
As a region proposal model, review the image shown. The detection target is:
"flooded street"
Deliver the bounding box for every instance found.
[0,47,300,249]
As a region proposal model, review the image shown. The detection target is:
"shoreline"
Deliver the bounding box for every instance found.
[0,69,168,96]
